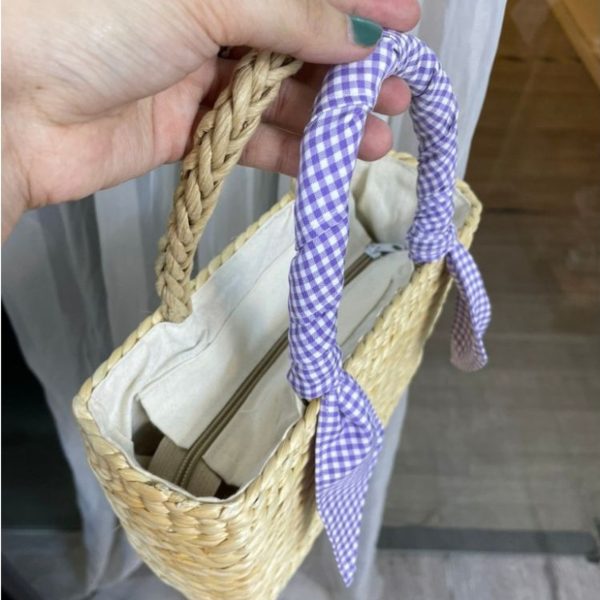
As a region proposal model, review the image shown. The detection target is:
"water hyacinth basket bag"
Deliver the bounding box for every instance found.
[73,30,490,600]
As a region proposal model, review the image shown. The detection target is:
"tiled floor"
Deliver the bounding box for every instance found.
[384,0,600,543]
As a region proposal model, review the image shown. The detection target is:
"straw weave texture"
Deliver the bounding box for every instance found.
[73,48,482,600]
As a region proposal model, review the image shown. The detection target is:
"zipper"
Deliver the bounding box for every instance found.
[173,243,405,489]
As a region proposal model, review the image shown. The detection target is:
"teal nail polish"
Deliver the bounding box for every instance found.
[349,15,382,47]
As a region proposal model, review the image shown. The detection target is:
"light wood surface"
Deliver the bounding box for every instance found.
[548,0,600,89]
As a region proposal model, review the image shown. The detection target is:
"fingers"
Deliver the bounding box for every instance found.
[360,114,393,159]
[239,124,301,176]
[195,55,411,177]
[261,75,410,132]
[377,77,411,115]
[236,114,393,176]
[205,58,411,131]
[286,63,412,115]
[205,0,384,64]
[330,0,420,32]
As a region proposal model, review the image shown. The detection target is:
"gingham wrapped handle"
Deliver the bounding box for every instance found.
[155,51,302,322]
[287,30,491,585]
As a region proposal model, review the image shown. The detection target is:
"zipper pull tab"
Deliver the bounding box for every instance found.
[364,242,406,259]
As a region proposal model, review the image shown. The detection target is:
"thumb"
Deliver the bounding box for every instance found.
[205,0,383,64]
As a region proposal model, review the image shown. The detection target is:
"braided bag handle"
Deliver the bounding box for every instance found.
[155,51,302,322]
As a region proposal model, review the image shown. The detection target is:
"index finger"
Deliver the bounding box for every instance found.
[330,0,420,32]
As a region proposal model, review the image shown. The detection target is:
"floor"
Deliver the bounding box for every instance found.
[382,0,600,594]
[378,551,600,600]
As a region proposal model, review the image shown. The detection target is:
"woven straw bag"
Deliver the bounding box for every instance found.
[73,49,482,599]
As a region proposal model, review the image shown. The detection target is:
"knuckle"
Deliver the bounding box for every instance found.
[299,0,326,37]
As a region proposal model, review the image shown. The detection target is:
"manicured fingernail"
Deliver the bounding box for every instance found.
[349,15,382,47]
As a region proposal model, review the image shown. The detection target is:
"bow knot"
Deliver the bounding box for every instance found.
[407,220,456,264]
[287,343,342,400]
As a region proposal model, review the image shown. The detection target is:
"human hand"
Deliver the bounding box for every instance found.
[1,0,419,239]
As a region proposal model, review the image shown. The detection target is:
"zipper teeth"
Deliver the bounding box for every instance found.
[174,251,375,488]
[175,332,288,487]
[344,253,372,283]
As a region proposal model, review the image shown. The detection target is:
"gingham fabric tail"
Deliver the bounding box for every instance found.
[287,30,491,585]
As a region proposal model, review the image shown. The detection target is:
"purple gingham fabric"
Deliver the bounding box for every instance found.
[287,30,491,585]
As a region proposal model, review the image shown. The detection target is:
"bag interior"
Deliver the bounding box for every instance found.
[88,155,471,500]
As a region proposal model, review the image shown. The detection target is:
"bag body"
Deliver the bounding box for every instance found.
[74,154,482,600]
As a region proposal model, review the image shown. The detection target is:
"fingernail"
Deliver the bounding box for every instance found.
[349,15,382,47]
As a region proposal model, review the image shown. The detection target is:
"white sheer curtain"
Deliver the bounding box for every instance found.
[2,2,506,597]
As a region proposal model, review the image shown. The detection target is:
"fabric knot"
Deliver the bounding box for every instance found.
[287,343,342,400]
[407,219,456,263]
